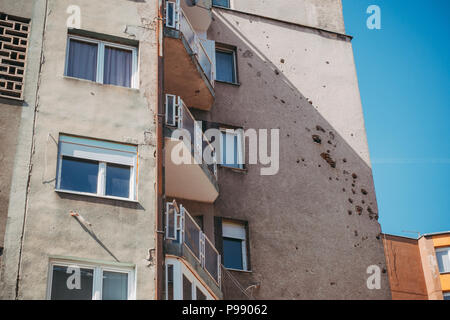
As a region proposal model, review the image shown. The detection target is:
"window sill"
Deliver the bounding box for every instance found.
[55,189,139,204]
[225,268,252,273]
[63,76,140,91]
[440,271,450,275]
[215,80,240,87]
[220,166,248,174]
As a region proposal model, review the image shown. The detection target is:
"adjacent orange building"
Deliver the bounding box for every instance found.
[383,231,450,300]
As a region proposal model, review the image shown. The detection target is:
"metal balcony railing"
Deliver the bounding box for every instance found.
[166,200,222,287]
[165,94,218,180]
[165,0,215,85]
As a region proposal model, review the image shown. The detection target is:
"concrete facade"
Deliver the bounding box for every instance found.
[195,4,390,299]
[0,0,159,299]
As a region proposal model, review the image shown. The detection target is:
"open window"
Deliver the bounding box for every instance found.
[65,34,138,88]
[56,134,138,201]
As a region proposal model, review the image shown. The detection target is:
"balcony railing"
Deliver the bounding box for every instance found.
[166,200,221,286]
[165,1,215,85]
[165,94,218,180]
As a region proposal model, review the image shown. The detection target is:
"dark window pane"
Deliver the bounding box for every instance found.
[60,156,99,194]
[105,163,131,199]
[50,265,94,300]
[67,39,98,81]
[194,215,204,231]
[196,287,207,300]
[104,46,133,88]
[223,237,243,270]
[167,2,175,27]
[213,0,230,8]
[102,271,128,300]
[183,275,192,300]
[167,265,174,300]
[216,50,235,83]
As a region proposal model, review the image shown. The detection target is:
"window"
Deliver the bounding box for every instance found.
[213,0,230,8]
[222,220,248,271]
[65,35,138,88]
[436,247,450,274]
[47,260,135,300]
[221,129,243,169]
[444,292,450,301]
[216,46,237,84]
[56,135,138,201]
[165,258,215,300]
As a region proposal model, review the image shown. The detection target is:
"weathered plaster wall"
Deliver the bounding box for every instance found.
[201,8,390,299]
[382,235,428,300]
[230,0,345,34]
[0,0,46,299]
[418,236,444,300]
[2,0,159,299]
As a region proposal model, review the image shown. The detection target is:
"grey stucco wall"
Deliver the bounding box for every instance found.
[1,0,159,299]
[202,9,391,299]
[229,0,346,34]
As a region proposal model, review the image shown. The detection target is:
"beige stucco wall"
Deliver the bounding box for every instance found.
[229,0,346,34]
[1,0,159,299]
[201,8,390,299]
[418,237,443,300]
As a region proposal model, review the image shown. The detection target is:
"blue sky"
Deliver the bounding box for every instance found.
[342,0,450,237]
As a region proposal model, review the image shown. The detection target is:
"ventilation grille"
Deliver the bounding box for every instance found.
[0,12,30,101]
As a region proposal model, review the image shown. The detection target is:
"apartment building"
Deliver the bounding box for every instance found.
[383,232,450,300]
[0,0,391,300]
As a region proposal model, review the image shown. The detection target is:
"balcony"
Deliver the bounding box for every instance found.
[164,94,219,203]
[164,0,215,111]
[165,200,222,299]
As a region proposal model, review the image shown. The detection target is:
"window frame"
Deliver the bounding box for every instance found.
[436,247,450,274]
[212,0,231,9]
[444,292,450,301]
[46,259,136,300]
[220,128,244,170]
[215,45,238,85]
[55,135,138,202]
[165,257,215,300]
[65,34,139,89]
[222,220,248,271]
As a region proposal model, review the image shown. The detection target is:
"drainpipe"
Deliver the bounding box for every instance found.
[155,0,166,301]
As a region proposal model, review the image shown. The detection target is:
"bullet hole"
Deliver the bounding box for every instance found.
[356,206,363,215]
[342,188,346,192]
[354,230,358,237]
[305,127,311,132]
[273,95,278,100]
[352,189,356,195]
[321,153,337,168]
[312,135,322,144]
[309,100,313,105]
[280,58,285,63]
[316,125,326,133]
[376,234,381,240]
[297,159,300,164]
[348,210,352,215]
[295,246,298,250]
[361,188,368,195]
[243,50,253,58]
[302,158,305,162]
[281,99,286,104]
[247,62,253,68]
[382,268,387,274]
[352,173,358,179]
[326,61,330,64]
[335,177,339,181]
[305,48,307,51]
[368,207,379,220]
[343,158,347,163]
[318,165,321,168]
[352,183,356,188]
[343,170,349,175]
[329,177,332,181]
[90,92,95,96]
[327,150,330,154]
[274,69,280,75]
[348,198,354,204]
[362,200,365,204]
[351,133,354,137]
[330,282,336,286]
[256,71,261,77]
[329,132,335,140]
[362,236,368,241]
[327,140,333,145]
[195,89,200,94]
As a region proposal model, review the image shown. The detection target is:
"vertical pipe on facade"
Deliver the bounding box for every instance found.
[155,0,166,300]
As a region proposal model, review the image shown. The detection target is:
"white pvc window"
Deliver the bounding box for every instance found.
[165,257,215,300]
[221,129,243,169]
[436,247,450,274]
[222,220,248,271]
[47,260,135,300]
[165,1,180,29]
[444,292,450,301]
[65,35,139,89]
[56,135,138,201]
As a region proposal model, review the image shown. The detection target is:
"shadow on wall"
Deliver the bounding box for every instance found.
[193,9,390,299]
